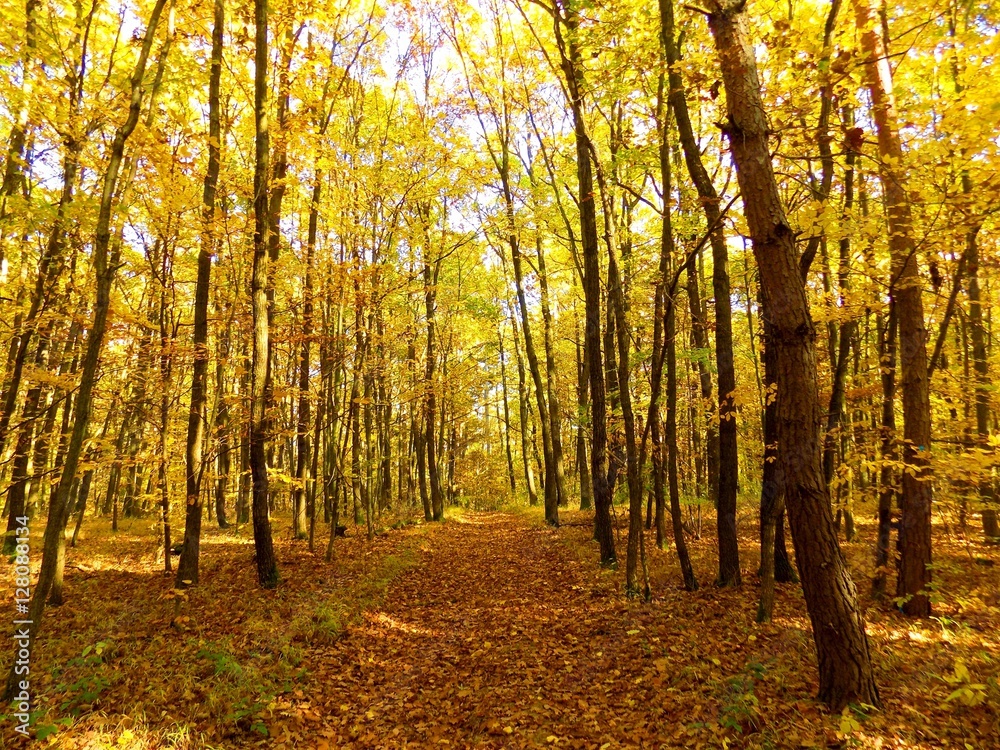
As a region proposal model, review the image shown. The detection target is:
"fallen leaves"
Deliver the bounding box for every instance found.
[2,509,998,748]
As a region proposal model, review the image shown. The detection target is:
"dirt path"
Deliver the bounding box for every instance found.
[301,512,689,749]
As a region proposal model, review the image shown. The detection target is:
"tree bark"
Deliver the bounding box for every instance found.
[421,238,445,522]
[511,312,539,506]
[177,0,223,587]
[705,0,879,711]
[498,325,517,493]
[853,0,933,614]
[294,168,321,541]
[250,0,278,588]
[874,304,897,596]
[552,0,614,564]
[660,0,737,583]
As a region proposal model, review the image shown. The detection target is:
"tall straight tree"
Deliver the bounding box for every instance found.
[250,0,278,588]
[704,0,879,711]
[550,0,614,564]
[852,0,933,615]
[176,0,224,588]
[661,0,739,586]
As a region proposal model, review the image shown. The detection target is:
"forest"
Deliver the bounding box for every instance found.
[0,0,999,745]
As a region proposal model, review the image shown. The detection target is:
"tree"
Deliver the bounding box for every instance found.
[551,0,615,565]
[250,0,279,589]
[704,0,879,710]
[852,0,933,615]
[4,0,170,700]
[660,0,739,586]
[176,0,224,587]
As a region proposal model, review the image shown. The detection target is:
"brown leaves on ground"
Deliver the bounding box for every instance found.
[2,509,999,748]
[268,510,1000,749]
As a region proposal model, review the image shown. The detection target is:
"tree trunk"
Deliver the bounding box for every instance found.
[873,304,897,596]
[853,0,933,615]
[422,247,445,522]
[498,326,517,493]
[660,0,738,583]
[757,310,787,621]
[2,325,51,554]
[250,0,278,588]
[536,234,568,511]
[505,176,558,525]
[706,0,879,711]
[176,0,223,587]
[294,168,320,541]
[554,5,614,564]
[511,315,539,506]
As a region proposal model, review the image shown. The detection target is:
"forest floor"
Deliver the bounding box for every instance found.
[0,505,998,748]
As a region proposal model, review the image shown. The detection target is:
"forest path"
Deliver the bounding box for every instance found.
[303,510,691,749]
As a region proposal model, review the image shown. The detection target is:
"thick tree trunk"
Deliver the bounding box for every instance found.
[853,0,933,614]
[706,0,879,711]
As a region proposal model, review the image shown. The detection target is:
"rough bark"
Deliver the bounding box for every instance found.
[706,0,879,711]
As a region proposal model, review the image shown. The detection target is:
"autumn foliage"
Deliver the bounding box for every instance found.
[1,0,999,745]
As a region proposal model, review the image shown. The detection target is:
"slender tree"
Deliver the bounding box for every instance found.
[660,0,739,585]
[250,0,279,588]
[853,0,933,615]
[176,0,224,587]
[4,0,169,700]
